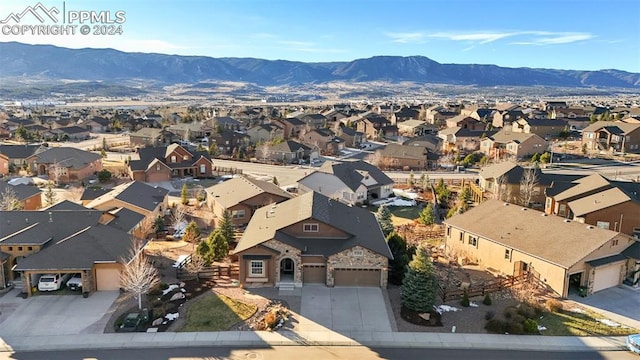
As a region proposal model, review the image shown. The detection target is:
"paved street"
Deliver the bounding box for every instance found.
[300,286,392,332]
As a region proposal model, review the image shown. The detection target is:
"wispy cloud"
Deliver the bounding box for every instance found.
[385,30,593,46]
[277,40,346,54]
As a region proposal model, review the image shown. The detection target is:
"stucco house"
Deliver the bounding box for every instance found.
[479,129,548,160]
[206,176,292,227]
[0,182,41,210]
[234,191,392,289]
[444,200,638,297]
[511,118,568,139]
[85,181,169,223]
[128,144,214,182]
[581,121,640,154]
[1,207,144,296]
[0,144,44,176]
[298,160,394,206]
[26,147,103,183]
[374,143,439,170]
[129,128,177,148]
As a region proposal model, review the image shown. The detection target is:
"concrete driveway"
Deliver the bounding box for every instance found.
[300,286,392,332]
[570,286,640,328]
[0,289,119,337]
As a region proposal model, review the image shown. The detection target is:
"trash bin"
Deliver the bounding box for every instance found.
[579,286,588,297]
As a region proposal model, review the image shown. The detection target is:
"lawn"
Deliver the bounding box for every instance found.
[180,292,257,332]
[539,307,639,336]
[369,205,422,226]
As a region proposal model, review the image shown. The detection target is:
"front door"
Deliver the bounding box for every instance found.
[279,258,294,283]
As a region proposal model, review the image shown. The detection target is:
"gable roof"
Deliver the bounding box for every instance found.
[0,144,42,159]
[318,160,393,191]
[487,129,545,144]
[582,121,640,134]
[106,207,146,233]
[44,200,88,211]
[29,147,101,170]
[207,176,292,209]
[444,200,623,269]
[554,173,611,202]
[131,145,211,171]
[0,182,40,201]
[479,161,519,180]
[270,140,311,153]
[568,187,632,216]
[86,181,168,213]
[80,187,112,201]
[235,191,392,258]
[377,143,436,160]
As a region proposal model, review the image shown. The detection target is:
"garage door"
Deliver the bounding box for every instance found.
[303,264,326,284]
[96,268,121,291]
[592,263,622,293]
[334,268,381,287]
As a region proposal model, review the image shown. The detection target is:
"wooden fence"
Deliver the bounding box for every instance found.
[175,255,240,280]
[438,273,529,302]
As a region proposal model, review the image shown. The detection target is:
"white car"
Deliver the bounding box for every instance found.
[38,273,71,292]
[66,273,83,291]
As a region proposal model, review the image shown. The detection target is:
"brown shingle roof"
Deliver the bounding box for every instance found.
[444,199,622,268]
[206,176,292,209]
[554,173,611,202]
[568,187,631,216]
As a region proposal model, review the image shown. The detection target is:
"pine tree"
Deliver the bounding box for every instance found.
[196,238,213,265]
[210,229,229,261]
[418,203,436,226]
[375,205,394,236]
[44,182,57,206]
[401,247,439,313]
[217,210,236,246]
[419,173,429,191]
[386,232,412,285]
[273,176,279,186]
[181,183,189,205]
[407,170,415,188]
[182,221,201,243]
[153,215,165,234]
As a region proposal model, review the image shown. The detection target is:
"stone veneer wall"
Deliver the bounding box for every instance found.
[264,240,303,286]
[327,246,389,287]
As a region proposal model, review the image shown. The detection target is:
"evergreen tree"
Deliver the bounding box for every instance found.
[273,176,279,186]
[539,152,551,164]
[182,221,202,243]
[44,182,57,207]
[181,183,189,205]
[530,153,540,163]
[419,173,429,191]
[210,229,229,261]
[401,247,439,313]
[375,205,394,236]
[407,170,415,188]
[418,203,436,226]
[386,232,413,285]
[197,238,213,265]
[217,210,236,246]
[153,215,165,234]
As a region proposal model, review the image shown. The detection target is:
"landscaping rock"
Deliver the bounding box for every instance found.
[169,292,186,302]
[152,318,163,326]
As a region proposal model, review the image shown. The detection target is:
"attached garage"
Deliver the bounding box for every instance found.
[334,268,381,287]
[95,266,121,291]
[303,264,326,284]
[592,262,623,293]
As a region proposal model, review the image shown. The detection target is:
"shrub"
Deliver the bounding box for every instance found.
[504,306,518,319]
[159,282,170,290]
[264,310,278,329]
[484,318,506,333]
[523,318,539,334]
[150,299,163,308]
[484,311,495,320]
[517,303,537,319]
[482,293,492,306]
[546,298,563,313]
[460,290,470,307]
[505,321,524,335]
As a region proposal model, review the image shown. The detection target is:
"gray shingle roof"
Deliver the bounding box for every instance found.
[444,200,623,269]
[30,147,101,170]
[318,160,393,191]
[0,144,42,159]
[0,210,103,246]
[235,191,392,258]
[0,182,40,201]
[86,181,168,212]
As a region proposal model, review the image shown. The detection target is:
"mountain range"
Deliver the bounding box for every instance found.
[1,41,639,89]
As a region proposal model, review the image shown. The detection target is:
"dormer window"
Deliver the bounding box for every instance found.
[170,155,176,163]
[303,223,319,232]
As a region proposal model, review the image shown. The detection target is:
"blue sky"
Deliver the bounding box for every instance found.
[1,0,639,72]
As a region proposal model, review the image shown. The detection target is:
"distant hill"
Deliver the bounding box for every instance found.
[1,41,639,88]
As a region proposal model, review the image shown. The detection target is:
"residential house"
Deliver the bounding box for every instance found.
[321,109,348,123]
[426,105,458,126]
[255,140,311,163]
[445,115,486,130]
[511,118,568,139]
[397,120,438,137]
[479,129,548,160]
[1,207,144,296]
[581,121,640,154]
[247,123,285,144]
[298,160,394,206]
[445,200,637,297]
[334,126,364,148]
[0,182,41,210]
[206,176,292,227]
[460,106,495,122]
[438,127,491,153]
[300,128,341,155]
[26,147,103,183]
[392,107,420,124]
[128,144,214,181]
[492,109,525,128]
[80,187,112,206]
[209,130,250,156]
[50,126,90,141]
[274,117,306,139]
[356,114,398,140]
[233,191,392,288]
[85,180,169,222]
[166,122,213,141]
[78,117,111,133]
[210,116,243,132]
[300,114,328,129]
[129,127,177,148]
[374,143,439,170]
[544,173,640,237]
[402,134,442,153]
[0,144,44,175]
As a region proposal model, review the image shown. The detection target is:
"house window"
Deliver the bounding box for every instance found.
[459,232,463,242]
[353,249,364,257]
[200,164,206,174]
[170,155,176,163]
[28,246,33,251]
[446,227,451,237]
[558,204,567,217]
[596,221,610,230]
[611,239,619,247]
[156,164,161,171]
[18,246,23,251]
[7,246,12,251]
[232,209,245,219]
[249,260,264,277]
[505,249,511,260]
[468,236,477,247]
[183,155,188,161]
[303,223,319,232]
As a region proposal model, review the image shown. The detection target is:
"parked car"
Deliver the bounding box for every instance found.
[66,273,83,291]
[38,273,72,292]
[628,334,640,354]
[118,309,150,332]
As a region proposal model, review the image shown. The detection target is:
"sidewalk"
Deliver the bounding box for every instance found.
[0,331,629,352]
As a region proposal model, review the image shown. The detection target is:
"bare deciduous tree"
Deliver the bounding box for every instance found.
[48,161,66,185]
[0,187,23,211]
[519,168,539,208]
[120,239,160,310]
[494,175,507,201]
[186,252,209,282]
[171,204,188,228]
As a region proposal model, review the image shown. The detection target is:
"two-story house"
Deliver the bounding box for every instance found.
[479,129,548,160]
[128,144,213,181]
[0,144,44,176]
[581,121,640,154]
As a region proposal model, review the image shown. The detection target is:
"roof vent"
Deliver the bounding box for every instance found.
[564,219,571,223]
[586,225,595,229]
[521,208,527,211]
[504,203,509,206]
[541,213,547,216]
